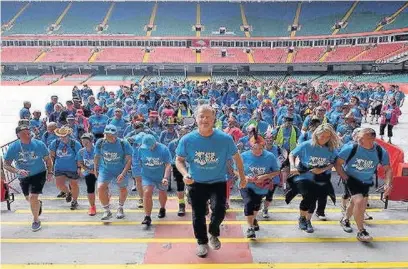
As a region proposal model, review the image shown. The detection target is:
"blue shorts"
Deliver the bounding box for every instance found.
[132,167,141,178]
[142,179,166,191]
[98,172,130,188]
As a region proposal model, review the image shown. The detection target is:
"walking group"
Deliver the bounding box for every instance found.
[3,79,400,257]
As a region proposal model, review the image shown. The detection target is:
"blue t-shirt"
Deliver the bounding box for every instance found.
[19,108,30,119]
[89,115,109,134]
[45,102,55,116]
[338,143,389,184]
[176,129,238,183]
[4,139,49,178]
[241,150,280,195]
[95,138,132,176]
[168,139,180,164]
[137,143,171,182]
[159,130,178,146]
[291,141,337,181]
[108,117,127,138]
[77,147,95,176]
[41,132,58,147]
[50,139,82,172]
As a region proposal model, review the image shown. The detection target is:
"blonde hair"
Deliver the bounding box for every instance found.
[311,123,341,151]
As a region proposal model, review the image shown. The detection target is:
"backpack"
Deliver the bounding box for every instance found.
[345,143,383,166]
[54,139,77,159]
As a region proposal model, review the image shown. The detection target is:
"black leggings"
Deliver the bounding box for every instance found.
[265,184,277,202]
[172,164,185,192]
[296,180,318,212]
[85,174,97,194]
[379,121,394,137]
[371,104,382,116]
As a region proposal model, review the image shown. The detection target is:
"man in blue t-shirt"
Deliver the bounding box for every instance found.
[175,104,247,258]
[3,125,53,232]
[94,125,132,221]
[88,106,109,140]
[335,128,392,242]
[49,126,82,210]
[136,134,172,226]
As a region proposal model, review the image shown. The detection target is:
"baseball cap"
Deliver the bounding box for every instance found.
[81,133,94,141]
[15,125,30,134]
[93,106,103,112]
[140,134,157,149]
[149,111,159,118]
[104,124,118,135]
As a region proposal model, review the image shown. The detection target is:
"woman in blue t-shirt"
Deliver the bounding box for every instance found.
[239,134,281,239]
[289,124,340,233]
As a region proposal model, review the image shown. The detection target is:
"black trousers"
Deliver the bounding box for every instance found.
[379,121,394,138]
[188,181,227,245]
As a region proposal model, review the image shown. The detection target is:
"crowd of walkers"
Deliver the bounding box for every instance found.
[3,78,403,257]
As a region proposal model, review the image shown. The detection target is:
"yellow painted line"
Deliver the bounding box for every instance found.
[286,51,294,63]
[196,51,201,64]
[349,48,369,62]
[290,2,302,38]
[3,263,408,269]
[2,219,404,226]
[319,50,330,62]
[1,2,30,29]
[3,236,408,244]
[375,2,408,31]
[101,2,115,28]
[142,52,150,63]
[34,51,47,63]
[332,1,359,35]
[146,3,158,37]
[13,195,383,201]
[13,208,383,214]
[195,3,201,37]
[247,52,255,63]
[240,4,250,38]
[88,51,100,63]
[53,2,73,28]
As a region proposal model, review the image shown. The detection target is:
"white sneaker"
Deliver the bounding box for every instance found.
[196,244,209,258]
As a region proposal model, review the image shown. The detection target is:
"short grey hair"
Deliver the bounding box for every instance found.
[195,104,216,118]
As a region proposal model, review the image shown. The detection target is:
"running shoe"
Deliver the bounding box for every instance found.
[340,218,353,233]
[357,229,373,242]
[158,208,166,218]
[246,228,256,239]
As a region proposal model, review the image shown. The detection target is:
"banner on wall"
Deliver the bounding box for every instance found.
[191,40,210,48]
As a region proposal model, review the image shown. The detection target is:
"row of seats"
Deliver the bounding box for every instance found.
[1,44,406,64]
[2,1,407,36]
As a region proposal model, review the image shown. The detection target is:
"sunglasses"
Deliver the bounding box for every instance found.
[105,128,117,133]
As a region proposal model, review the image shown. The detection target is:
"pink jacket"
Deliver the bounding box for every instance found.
[380,104,401,126]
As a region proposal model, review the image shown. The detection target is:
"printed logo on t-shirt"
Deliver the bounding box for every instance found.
[103,152,121,162]
[249,166,266,177]
[84,159,94,168]
[308,156,328,167]
[144,157,164,167]
[17,151,39,164]
[351,159,375,171]
[56,147,72,158]
[194,151,219,166]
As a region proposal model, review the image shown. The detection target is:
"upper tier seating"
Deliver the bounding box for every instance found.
[153,2,195,37]
[352,43,405,62]
[324,46,366,62]
[200,3,244,37]
[148,48,196,63]
[200,48,248,63]
[92,48,145,63]
[252,48,287,63]
[292,47,325,63]
[38,48,92,62]
[0,47,41,62]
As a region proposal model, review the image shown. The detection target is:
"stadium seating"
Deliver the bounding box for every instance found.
[88,75,143,82]
[5,2,64,35]
[383,6,408,31]
[200,3,244,37]
[153,2,195,36]
[243,2,297,37]
[105,2,153,35]
[148,48,196,63]
[284,74,321,83]
[340,2,404,34]
[144,74,185,82]
[0,75,37,82]
[200,48,248,63]
[324,46,367,62]
[211,74,254,82]
[92,48,144,63]
[38,48,92,63]
[352,43,405,62]
[292,47,325,63]
[1,1,25,25]
[296,2,349,36]
[0,48,41,62]
[252,48,287,63]
[253,73,286,83]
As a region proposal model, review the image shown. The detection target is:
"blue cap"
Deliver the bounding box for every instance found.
[133,132,146,146]
[104,124,118,135]
[140,134,156,149]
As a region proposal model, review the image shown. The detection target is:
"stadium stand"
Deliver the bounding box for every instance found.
[351,43,405,62]
[144,74,185,82]
[148,48,196,63]
[292,47,325,63]
[324,46,367,62]
[38,48,92,63]
[153,2,195,36]
[243,2,297,37]
[340,2,404,34]
[92,48,145,63]
[1,1,25,25]
[382,4,408,31]
[105,2,153,35]
[200,3,244,37]
[200,48,248,63]
[0,47,41,62]
[252,48,287,64]
[296,2,349,36]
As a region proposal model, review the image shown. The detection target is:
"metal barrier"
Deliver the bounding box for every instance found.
[1,139,20,194]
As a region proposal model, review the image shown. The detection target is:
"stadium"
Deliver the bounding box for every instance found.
[1,0,408,268]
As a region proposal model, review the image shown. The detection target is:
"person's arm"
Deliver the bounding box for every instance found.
[334,158,349,181]
[93,155,100,178]
[310,164,334,175]
[288,153,299,175]
[232,152,247,188]
[162,163,172,185]
[175,156,194,184]
[257,171,281,182]
[3,160,24,175]
[44,155,54,181]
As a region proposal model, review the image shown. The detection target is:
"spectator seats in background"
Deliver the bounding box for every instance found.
[252,48,287,63]
[324,46,367,62]
[200,3,244,37]
[352,43,405,62]
[38,48,92,63]
[92,48,144,63]
[292,47,325,63]
[148,48,196,63]
[0,47,41,62]
[153,2,195,37]
[200,48,248,63]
